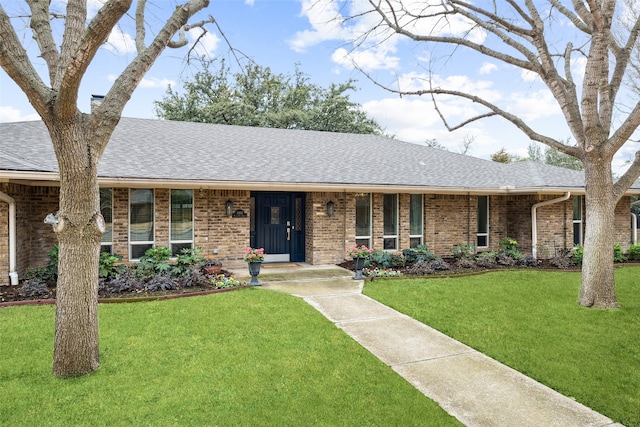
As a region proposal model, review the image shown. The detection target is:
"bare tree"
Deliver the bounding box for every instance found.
[343,0,640,309]
[0,0,213,377]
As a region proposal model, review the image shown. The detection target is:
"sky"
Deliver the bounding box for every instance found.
[0,0,636,172]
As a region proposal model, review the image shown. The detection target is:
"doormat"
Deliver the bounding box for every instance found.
[262,263,300,269]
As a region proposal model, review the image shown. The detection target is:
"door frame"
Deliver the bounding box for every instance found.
[250,192,306,263]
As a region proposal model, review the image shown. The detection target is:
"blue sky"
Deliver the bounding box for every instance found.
[0,0,634,171]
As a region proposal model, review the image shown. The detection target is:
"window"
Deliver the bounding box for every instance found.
[477,195,489,248]
[383,194,398,250]
[170,189,193,256]
[100,188,113,254]
[409,194,423,247]
[573,196,583,246]
[130,189,154,260]
[355,193,371,247]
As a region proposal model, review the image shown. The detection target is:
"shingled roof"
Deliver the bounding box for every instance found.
[0,117,602,194]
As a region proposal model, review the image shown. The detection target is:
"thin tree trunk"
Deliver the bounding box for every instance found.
[578,159,619,309]
[51,122,103,377]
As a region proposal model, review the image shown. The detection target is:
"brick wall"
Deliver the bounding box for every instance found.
[306,192,347,264]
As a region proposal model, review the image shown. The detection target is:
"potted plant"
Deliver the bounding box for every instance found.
[346,244,373,280]
[202,260,222,275]
[244,247,265,286]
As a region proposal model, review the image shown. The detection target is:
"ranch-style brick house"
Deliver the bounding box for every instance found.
[1,117,639,286]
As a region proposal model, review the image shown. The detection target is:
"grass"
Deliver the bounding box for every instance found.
[363,267,640,427]
[0,288,460,426]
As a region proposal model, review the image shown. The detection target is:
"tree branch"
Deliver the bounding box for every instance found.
[27,0,60,83]
[0,5,51,118]
[613,151,640,201]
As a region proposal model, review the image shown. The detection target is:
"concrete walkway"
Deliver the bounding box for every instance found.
[258,266,623,427]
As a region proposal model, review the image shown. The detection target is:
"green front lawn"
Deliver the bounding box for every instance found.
[363,267,640,427]
[0,289,460,426]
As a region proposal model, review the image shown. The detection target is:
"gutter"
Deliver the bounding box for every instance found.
[0,191,18,285]
[532,192,571,259]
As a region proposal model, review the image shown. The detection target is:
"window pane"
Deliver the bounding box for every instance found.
[355,193,371,237]
[410,237,422,248]
[573,196,582,221]
[573,223,582,246]
[384,237,396,250]
[410,194,423,236]
[100,188,112,243]
[270,206,280,225]
[477,235,488,247]
[477,196,488,234]
[131,244,152,260]
[383,194,398,235]
[355,238,370,248]
[172,242,192,256]
[100,244,113,255]
[130,189,154,242]
[171,189,193,241]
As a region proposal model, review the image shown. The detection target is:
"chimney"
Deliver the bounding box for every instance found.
[91,94,105,113]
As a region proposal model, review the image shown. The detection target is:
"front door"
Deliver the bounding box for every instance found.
[252,192,305,263]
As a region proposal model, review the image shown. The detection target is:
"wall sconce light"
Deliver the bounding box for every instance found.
[327,200,335,217]
[225,200,233,217]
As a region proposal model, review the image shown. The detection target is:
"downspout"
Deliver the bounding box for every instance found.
[0,191,18,285]
[532,192,571,259]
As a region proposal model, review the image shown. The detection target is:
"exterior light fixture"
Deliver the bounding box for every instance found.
[225,200,233,217]
[327,200,335,217]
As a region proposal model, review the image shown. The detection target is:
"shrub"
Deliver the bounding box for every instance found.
[496,253,516,266]
[613,243,626,263]
[475,251,498,268]
[24,245,59,283]
[628,243,640,260]
[450,243,475,260]
[180,266,211,288]
[518,255,537,267]
[369,249,392,268]
[406,260,434,275]
[19,280,49,297]
[572,246,584,266]
[99,252,125,279]
[146,274,177,292]
[454,257,476,269]
[137,246,172,278]
[99,270,144,294]
[402,245,437,264]
[390,254,406,268]
[499,237,523,261]
[172,247,206,277]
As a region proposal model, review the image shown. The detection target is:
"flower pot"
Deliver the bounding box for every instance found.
[353,257,365,280]
[203,265,222,275]
[247,261,262,286]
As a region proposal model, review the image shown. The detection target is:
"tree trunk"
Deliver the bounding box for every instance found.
[51,121,103,377]
[578,159,619,309]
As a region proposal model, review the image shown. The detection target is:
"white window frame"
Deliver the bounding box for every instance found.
[355,193,371,248]
[100,188,113,254]
[170,189,194,256]
[573,196,583,246]
[409,194,424,247]
[383,193,399,250]
[477,195,489,248]
[129,188,155,260]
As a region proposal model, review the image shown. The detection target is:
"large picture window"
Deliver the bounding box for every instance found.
[409,194,423,247]
[573,196,583,246]
[100,188,113,254]
[355,193,371,247]
[130,188,154,260]
[170,189,194,256]
[383,194,398,250]
[477,195,489,248]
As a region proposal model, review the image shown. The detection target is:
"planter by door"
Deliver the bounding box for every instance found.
[352,257,365,280]
[248,262,262,286]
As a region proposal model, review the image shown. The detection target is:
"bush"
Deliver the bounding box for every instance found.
[475,251,498,268]
[99,270,144,294]
[390,254,406,268]
[369,249,392,268]
[450,243,475,260]
[146,274,177,292]
[402,245,437,264]
[24,244,59,283]
[572,246,584,266]
[19,280,49,297]
[627,243,640,260]
[99,252,125,279]
[180,266,211,288]
[137,246,172,278]
[172,247,206,277]
[406,260,434,275]
[499,237,523,261]
[613,243,626,263]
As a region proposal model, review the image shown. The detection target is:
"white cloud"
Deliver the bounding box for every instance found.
[507,90,561,122]
[139,77,175,89]
[0,106,40,123]
[288,0,346,52]
[187,28,220,57]
[331,46,399,71]
[104,27,136,55]
[479,62,497,75]
[521,69,537,82]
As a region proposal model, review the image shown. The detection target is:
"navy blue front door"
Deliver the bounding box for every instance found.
[252,192,305,262]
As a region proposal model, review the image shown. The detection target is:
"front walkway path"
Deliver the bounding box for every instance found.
[258,267,622,427]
